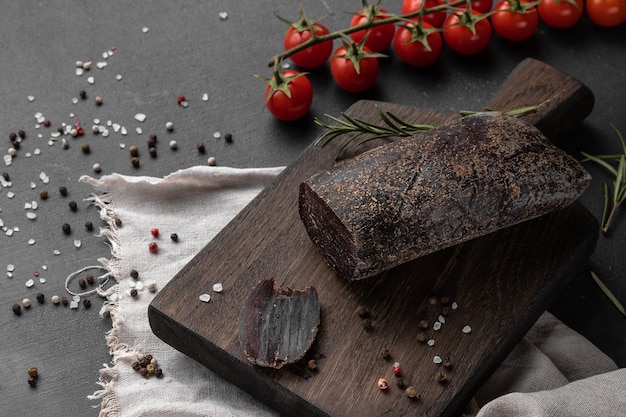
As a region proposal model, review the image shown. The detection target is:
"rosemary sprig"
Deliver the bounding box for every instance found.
[314,104,538,159]
[590,271,626,317]
[580,123,626,233]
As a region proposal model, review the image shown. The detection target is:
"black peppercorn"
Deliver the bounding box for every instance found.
[147,137,156,148]
[18,130,26,139]
[361,317,372,330]
[86,274,95,285]
[61,296,69,306]
[62,223,71,234]
[79,278,86,289]
[114,218,122,227]
[380,348,391,360]
[69,201,78,211]
[224,133,233,143]
[355,305,369,317]
[131,157,140,167]
[149,134,157,143]
[82,298,91,309]
[79,90,87,99]
[132,361,141,371]
[59,185,68,196]
[156,368,163,378]
[85,221,93,231]
[28,378,37,388]
[12,303,21,315]
[170,233,178,242]
[43,119,51,127]
[130,288,138,298]
[130,269,139,279]
[149,147,157,158]
[81,143,90,154]
[36,293,45,304]
[2,172,9,181]
[9,132,17,141]
[197,143,206,153]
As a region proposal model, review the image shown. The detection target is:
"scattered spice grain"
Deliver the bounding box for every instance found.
[197,143,206,153]
[58,185,68,196]
[148,242,158,253]
[62,223,71,234]
[130,157,140,167]
[130,269,139,279]
[12,303,21,315]
[81,143,90,154]
[129,145,139,157]
[84,221,93,231]
[36,293,45,304]
[149,147,157,158]
[82,298,91,309]
[68,201,78,211]
[39,190,49,199]
[170,233,178,242]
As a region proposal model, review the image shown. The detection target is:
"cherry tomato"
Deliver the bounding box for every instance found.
[538,0,583,28]
[264,70,313,121]
[350,7,395,52]
[284,23,333,69]
[492,0,539,41]
[330,44,380,93]
[393,21,443,67]
[586,0,626,27]
[443,10,492,55]
[454,0,494,13]
[401,0,447,28]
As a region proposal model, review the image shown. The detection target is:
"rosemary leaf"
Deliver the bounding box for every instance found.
[590,271,626,317]
[580,151,619,177]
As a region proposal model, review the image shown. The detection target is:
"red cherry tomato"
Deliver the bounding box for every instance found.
[264,70,313,121]
[443,10,492,55]
[586,0,626,27]
[491,0,539,41]
[454,0,494,13]
[330,45,380,93]
[284,23,333,69]
[350,7,396,52]
[401,0,447,28]
[538,0,583,28]
[393,21,443,67]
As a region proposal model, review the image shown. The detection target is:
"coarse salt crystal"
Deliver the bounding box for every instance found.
[433,321,442,331]
[7,264,15,272]
[87,76,95,84]
[142,26,149,33]
[28,239,35,245]
[25,279,35,288]
[202,93,209,101]
[74,240,82,248]
[26,212,37,220]
[134,113,146,122]
[433,356,442,364]
[462,325,472,334]
[438,315,446,324]
[27,95,35,102]
[427,339,435,347]
[451,302,458,310]
[219,11,228,20]
[136,127,142,135]
[39,277,46,284]
[199,293,211,303]
[212,283,223,293]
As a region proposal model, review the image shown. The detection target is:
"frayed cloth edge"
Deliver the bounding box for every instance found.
[82,175,137,417]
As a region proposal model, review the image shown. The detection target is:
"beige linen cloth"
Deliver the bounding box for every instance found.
[81,166,625,417]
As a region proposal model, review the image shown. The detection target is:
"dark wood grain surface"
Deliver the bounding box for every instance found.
[148,59,599,417]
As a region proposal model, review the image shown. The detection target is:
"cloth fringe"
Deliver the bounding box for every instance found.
[81,175,131,417]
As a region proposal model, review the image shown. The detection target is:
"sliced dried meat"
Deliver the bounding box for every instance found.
[299,112,592,280]
[239,278,320,369]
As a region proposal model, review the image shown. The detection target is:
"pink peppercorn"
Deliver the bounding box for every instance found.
[177,95,186,104]
[148,242,158,254]
[150,228,159,237]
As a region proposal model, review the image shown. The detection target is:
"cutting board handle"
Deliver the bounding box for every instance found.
[485,58,594,141]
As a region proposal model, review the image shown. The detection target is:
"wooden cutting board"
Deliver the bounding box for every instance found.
[149,59,598,417]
